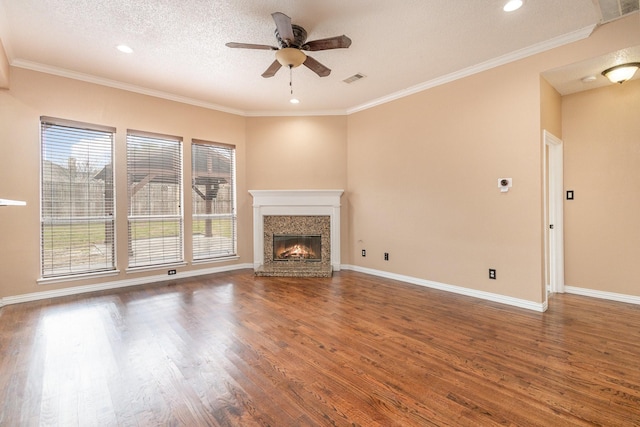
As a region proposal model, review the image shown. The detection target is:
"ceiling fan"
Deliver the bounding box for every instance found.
[225,12,352,78]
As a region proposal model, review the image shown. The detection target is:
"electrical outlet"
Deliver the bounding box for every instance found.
[384,252,389,261]
[168,269,177,275]
[362,249,366,257]
[489,269,496,280]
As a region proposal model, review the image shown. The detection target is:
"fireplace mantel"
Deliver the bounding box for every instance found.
[249,190,344,272]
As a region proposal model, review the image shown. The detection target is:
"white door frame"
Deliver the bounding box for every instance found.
[543,130,565,294]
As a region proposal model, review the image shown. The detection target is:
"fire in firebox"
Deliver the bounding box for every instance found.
[273,234,321,262]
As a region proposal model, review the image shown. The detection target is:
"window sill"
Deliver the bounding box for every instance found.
[192,255,240,265]
[38,269,121,286]
[125,262,188,274]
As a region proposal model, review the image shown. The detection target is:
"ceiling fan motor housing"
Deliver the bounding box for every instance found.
[275,24,308,48]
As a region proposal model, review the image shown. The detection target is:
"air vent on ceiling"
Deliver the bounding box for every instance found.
[597,0,639,23]
[343,73,366,84]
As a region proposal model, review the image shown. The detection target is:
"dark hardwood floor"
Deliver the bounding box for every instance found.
[1,270,639,426]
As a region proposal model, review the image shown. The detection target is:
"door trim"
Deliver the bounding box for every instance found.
[544,130,565,294]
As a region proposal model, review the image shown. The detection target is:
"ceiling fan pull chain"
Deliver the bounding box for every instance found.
[289,65,294,95]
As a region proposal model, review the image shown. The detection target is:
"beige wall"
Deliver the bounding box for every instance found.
[347,61,545,302]
[245,116,348,190]
[563,79,640,296]
[0,68,249,298]
[540,78,562,138]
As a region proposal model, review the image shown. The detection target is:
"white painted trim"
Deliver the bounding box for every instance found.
[565,286,640,306]
[37,269,121,285]
[544,130,565,294]
[0,198,26,206]
[341,264,548,312]
[249,190,344,272]
[244,109,348,117]
[347,25,596,115]
[11,59,246,116]
[11,59,350,118]
[0,263,253,307]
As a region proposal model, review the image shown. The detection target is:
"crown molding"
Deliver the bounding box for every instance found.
[347,24,597,115]
[244,109,348,117]
[11,59,247,116]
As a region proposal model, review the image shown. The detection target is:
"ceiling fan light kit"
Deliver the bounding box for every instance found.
[276,48,306,68]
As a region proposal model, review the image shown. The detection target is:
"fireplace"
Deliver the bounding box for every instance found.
[249,190,343,277]
[259,215,331,276]
[273,235,321,261]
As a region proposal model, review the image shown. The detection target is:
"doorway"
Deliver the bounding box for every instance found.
[543,130,565,295]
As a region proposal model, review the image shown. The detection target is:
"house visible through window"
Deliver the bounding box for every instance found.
[192,140,237,260]
[40,117,116,278]
[127,130,183,268]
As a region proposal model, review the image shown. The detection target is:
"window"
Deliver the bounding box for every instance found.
[192,140,237,260]
[127,131,183,268]
[40,117,116,278]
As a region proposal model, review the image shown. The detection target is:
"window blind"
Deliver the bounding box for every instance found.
[191,140,237,260]
[127,131,183,268]
[40,117,116,278]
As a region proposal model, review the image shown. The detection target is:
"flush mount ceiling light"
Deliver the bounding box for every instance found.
[503,0,523,12]
[601,62,640,84]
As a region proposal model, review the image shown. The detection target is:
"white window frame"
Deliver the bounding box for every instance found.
[39,116,116,279]
[191,140,237,261]
[126,130,184,269]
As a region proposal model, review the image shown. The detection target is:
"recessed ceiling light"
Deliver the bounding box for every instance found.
[290,98,300,104]
[503,0,523,12]
[117,44,134,54]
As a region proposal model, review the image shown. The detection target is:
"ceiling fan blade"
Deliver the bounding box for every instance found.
[226,42,278,50]
[303,35,352,51]
[303,56,331,77]
[272,12,294,45]
[262,60,282,78]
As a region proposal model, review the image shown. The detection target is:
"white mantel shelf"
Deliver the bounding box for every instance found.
[249,190,344,271]
[0,199,26,206]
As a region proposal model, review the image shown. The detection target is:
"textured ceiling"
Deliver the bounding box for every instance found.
[0,0,635,115]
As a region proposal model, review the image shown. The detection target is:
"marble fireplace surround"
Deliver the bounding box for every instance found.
[249,190,343,274]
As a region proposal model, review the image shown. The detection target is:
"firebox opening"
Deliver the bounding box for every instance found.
[273,234,321,262]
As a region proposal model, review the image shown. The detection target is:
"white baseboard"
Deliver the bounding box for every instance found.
[341,264,547,312]
[5,264,636,311]
[0,263,254,307]
[564,285,640,305]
